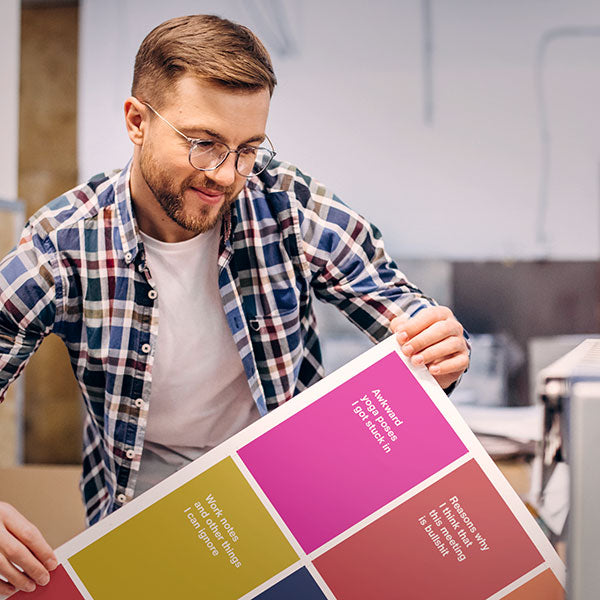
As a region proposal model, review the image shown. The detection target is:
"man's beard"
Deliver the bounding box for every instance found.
[139,147,237,234]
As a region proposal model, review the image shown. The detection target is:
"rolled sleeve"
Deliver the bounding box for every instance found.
[297,186,436,342]
[0,228,59,400]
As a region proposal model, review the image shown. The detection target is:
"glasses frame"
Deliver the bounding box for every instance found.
[142,101,276,178]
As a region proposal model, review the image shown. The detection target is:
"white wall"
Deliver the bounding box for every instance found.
[0,0,20,200]
[79,0,600,260]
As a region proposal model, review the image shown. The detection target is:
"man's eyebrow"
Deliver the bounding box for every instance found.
[181,126,265,146]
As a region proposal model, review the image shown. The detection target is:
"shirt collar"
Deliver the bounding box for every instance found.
[114,160,140,265]
[114,159,251,263]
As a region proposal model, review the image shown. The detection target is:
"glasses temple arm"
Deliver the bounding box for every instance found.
[142,101,194,143]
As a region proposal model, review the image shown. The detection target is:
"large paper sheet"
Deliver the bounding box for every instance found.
[8,337,565,599]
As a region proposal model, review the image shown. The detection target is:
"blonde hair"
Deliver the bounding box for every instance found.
[132,14,277,106]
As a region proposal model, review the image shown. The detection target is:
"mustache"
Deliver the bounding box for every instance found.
[184,175,233,196]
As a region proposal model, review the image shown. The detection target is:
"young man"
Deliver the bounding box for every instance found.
[0,15,469,594]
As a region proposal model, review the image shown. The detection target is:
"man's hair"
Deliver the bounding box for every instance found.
[132,14,277,106]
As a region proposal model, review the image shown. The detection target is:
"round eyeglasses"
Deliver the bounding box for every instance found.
[143,102,276,177]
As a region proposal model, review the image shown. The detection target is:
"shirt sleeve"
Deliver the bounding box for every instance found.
[0,225,59,401]
[295,176,437,343]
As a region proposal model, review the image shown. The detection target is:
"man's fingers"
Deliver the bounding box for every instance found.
[391,305,469,390]
[0,502,56,592]
[0,527,51,588]
[408,336,467,367]
[0,579,16,596]
[392,306,455,343]
[428,352,470,376]
[0,554,37,593]
[398,317,463,358]
[3,505,56,572]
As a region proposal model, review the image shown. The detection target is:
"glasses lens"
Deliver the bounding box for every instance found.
[189,140,274,176]
[189,141,229,170]
[237,147,274,177]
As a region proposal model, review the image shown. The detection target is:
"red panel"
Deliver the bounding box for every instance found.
[11,565,84,599]
[314,459,545,600]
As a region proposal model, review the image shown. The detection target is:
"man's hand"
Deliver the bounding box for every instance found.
[0,502,57,595]
[390,306,469,390]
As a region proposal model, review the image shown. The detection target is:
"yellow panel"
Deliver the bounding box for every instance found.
[70,458,299,600]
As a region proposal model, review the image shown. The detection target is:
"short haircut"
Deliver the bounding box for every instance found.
[132,14,277,106]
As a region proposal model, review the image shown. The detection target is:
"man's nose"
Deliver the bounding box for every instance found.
[205,152,238,188]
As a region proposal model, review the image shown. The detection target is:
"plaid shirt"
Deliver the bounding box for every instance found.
[0,160,436,525]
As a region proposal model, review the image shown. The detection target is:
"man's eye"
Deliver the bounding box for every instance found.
[194,140,215,150]
[239,146,258,156]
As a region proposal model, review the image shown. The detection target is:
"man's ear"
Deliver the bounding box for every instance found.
[124,97,147,146]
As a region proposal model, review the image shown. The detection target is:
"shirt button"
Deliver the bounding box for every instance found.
[148,289,157,300]
[125,252,133,263]
[134,398,144,408]
[126,449,135,459]
[117,493,127,504]
[141,343,151,354]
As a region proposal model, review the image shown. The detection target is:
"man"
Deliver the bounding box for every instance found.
[0,14,469,594]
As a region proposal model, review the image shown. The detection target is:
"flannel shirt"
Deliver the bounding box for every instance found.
[0,160,437,525]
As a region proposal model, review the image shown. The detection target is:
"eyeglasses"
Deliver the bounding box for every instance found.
[142,102,276,178]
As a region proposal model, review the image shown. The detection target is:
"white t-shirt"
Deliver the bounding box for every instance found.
[135,224,259,495]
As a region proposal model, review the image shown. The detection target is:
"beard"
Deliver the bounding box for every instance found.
[139,146,238,234]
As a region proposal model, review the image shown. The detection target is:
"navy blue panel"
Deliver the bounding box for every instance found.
[254,568,327,600]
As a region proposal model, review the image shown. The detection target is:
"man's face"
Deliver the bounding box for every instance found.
[138,76,271,235]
